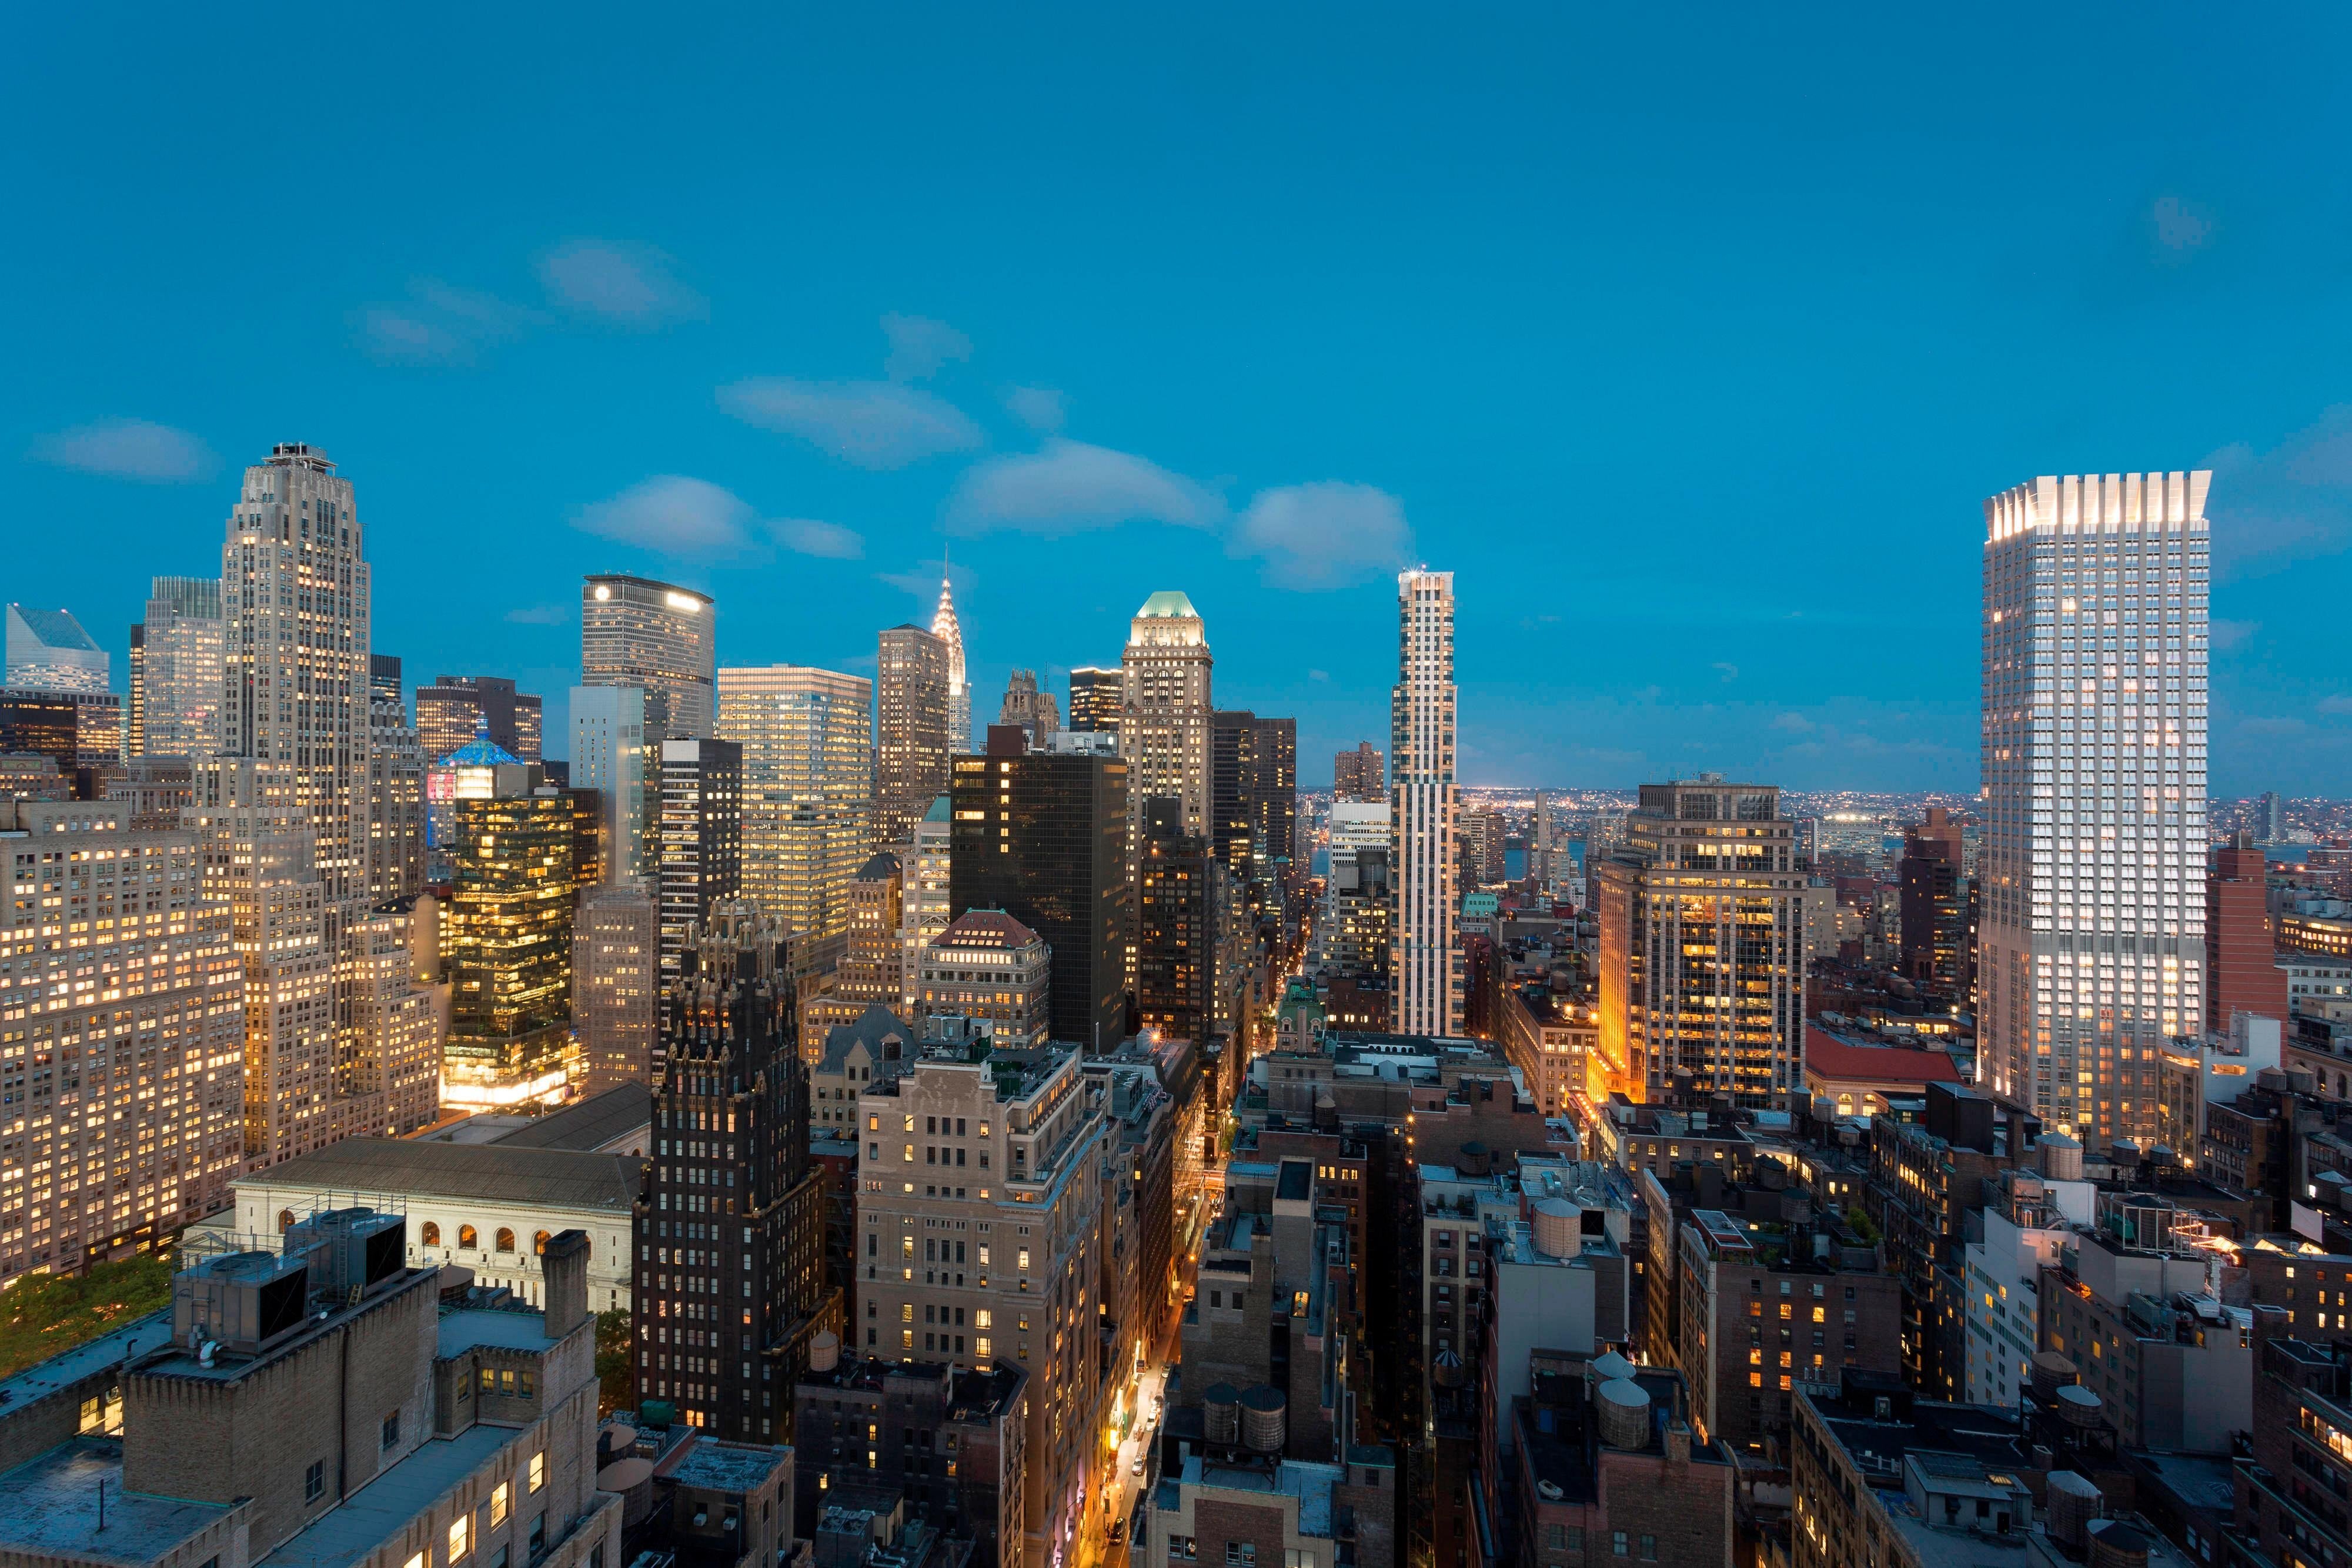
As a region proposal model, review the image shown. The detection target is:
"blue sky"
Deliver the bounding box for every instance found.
[6,6,2351,793]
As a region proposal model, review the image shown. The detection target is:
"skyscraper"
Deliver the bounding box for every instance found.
[416,675,543,763]
[1978,471,2210,1145]
[1898,808,1970,1003]
[1333,741,1383,803]
[582,573,716,739]
[207,442,425,1159]
[1067,665,1121,734]
[1210,710,1297,880]
[5,604,108,694]
[128,576,223,758]
[1596,778,1807,1106]
[1391,570,1461,1037]
[634,905,836,1442]
[570,684,657,882]
[659,737,743,981]
[2207,831,2287,1030]
[716,664,873,942]
[931,570,971,754]
[1120,592,1213,842]
[950,734,1130,1050]
[0,798,243,1286]
[1137,796,1215,1045]
[442,777,578,1110]
[574,880,660,1092]
[995,668,1061,748]
[366,674,427,902]
[901,795,953,1015]
[875,624,950,851]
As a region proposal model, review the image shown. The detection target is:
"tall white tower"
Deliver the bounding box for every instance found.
[1120,590,1213,836]
[1391,569,1460,1037]
[199,443,438,1158]
[931,571,970,753]
[1979,472,2209,1146]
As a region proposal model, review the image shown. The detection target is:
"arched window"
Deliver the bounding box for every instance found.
[533,1231,552,1255]
[278,1209,295,1232]
[421,1222,441,1246]
[495,1228,517,1253]
[459,1225,479,1249]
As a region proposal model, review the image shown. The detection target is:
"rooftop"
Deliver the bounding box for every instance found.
[1173,1452,1341,1538]
[242,1137,646,1211]
[257,1422,519,1568]
[438,1306,559,1358]
[482,1084,652,1152]
[0,1309,168,1415]
[934,909,1043,950]
[0,1439,239,1562]
[1805,1027,1965,1086]
[1135,590,1201,620]
[671,1439,788,1494]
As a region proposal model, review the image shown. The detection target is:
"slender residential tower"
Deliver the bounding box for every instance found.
[931,570,971,754]
[1978,472,2209,1145]
[1391,569,1460,1037]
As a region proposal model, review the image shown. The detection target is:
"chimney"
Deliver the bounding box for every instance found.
[1665,1420,1692,1465]
[543,1229,592,1340]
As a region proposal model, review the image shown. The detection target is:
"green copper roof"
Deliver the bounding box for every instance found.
[1135,590,1199,618]
[923,795,951,822]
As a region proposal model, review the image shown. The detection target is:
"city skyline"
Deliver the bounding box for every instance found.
[9,11,2351,793]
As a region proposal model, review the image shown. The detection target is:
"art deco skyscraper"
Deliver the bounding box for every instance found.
[1120,591,1213,839]
[931,571,971,754]
[202,443,433,1160]
[633,906,836,1442]
[1391,569,1461,1036]
[582,574,716,739]
[1979,472,2210,1145]
[129,577,223,758]
[716,665,874,942]
[874,624,950,850]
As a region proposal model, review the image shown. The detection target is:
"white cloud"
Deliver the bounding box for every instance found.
[1004,386,1066,433]
[882,313,972,381]
[1772,712,1815,733]
[30,419,215,484]
[358,306,475,366]
[572,476,753,556]
[1227,481,1411,590]
[539,240,705,327]
[949,439,1222,536]
[1712,661,1740,682]
[2320,695,2352,716]
[769,518,865,560]
[718,377,983,470]
[504,604,569,626]
[2211,619,2260,648]
[2204,407,2352,570]
[357,278,544,366]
